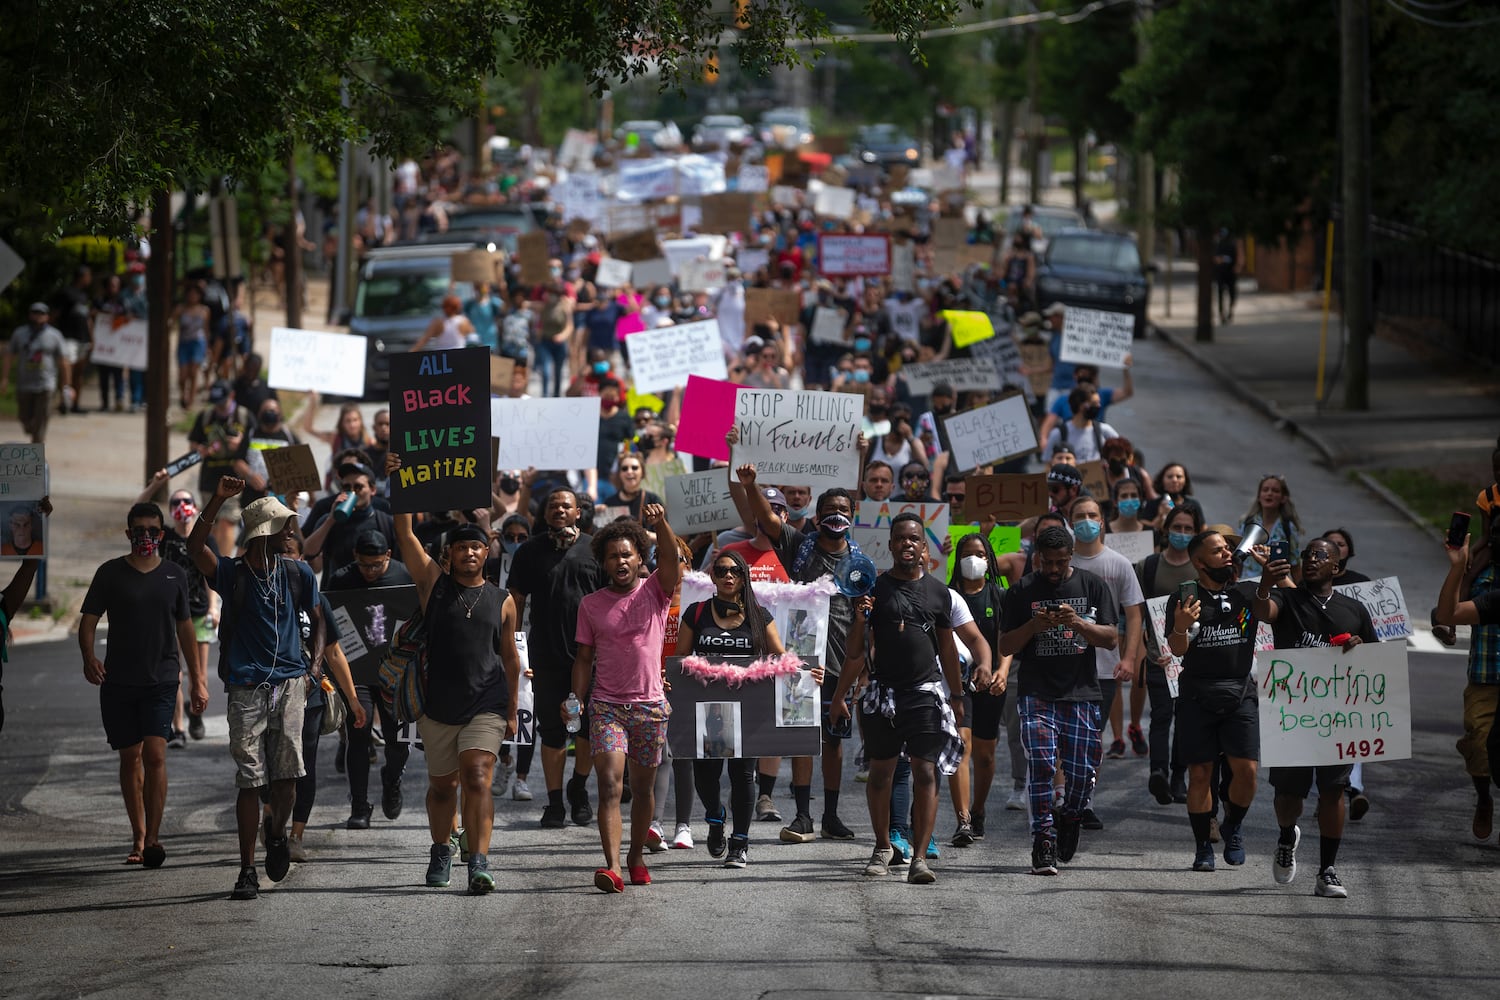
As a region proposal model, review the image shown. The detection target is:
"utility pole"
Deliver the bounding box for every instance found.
[1135,0,1155,270]
[1341,0,1371,410]
[286,146,303,330]
[145,187,174,485]
[1026,24,1041,205]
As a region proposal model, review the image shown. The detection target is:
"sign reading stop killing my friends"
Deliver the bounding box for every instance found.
[1256,642,1411,767]
[731,388,863,489]
[388,347,491,515]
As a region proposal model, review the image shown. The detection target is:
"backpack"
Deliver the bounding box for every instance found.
[377,601,430,724]
[216,558,310,685]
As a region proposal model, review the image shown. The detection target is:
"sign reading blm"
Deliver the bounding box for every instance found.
[388,347,491,515]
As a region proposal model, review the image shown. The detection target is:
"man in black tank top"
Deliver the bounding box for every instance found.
[831,513,964,885]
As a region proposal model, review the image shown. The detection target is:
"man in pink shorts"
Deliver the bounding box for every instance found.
[571,503,682,892]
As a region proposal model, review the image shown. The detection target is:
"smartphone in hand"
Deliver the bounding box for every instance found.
[1177,580,1198,603]
[1447,511,1472,549]
[1270,539,1290,563]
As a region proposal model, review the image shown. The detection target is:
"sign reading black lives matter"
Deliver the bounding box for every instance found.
[665,656,822,759]
[388,347,491,515]
[730,388,863,489]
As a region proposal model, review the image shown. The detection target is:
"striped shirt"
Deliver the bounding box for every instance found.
[1469,566,1499,685]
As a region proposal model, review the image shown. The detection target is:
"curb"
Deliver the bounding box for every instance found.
[1353,470,1446,546]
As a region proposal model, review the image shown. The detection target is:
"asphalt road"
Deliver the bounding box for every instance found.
[2,335,1494,999]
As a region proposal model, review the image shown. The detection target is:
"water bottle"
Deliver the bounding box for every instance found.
[1065,606,1095,653]
[564,693,582,734]
[332,491,358,522]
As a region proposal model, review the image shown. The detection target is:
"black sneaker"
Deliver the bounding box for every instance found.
[707,809,728,858]
[1348,790,1370,822]
[952,822,975,848]
[1080,807,1104,831]
[567,775,593,826]
[1031,836,1058,876]
[230,866,260,900]
[426,843,453,887]
[1170,772,1188,804]
[820,814,856,840]
[167,730,187,750]
[1192,841,1216,872]
[265,833,291,883]
[540,803,567,829]
[779,814,815,843]
[187,713,206,741]
[1057,817,1082,863]
[1149,769,1173,806]
[723,836,749,869]
[346,801,373,830]
[971,810,986,839]
[381,767,404,820]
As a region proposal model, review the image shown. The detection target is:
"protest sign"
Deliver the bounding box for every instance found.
[268,327,367,398]
[962,474,1048,523]
[850,500,949,574]
[932,244,994,276]
[661,236,727,276]
[745,288,802,330]
[1143,595,1183,697]
[1076,460,1109,502]
[388,347,491,514]
[558,128,597,170]
[606,203,652,235]
[566,218,593,241]
[630,258,674,288]
[488,355,515,396]
[736,165,770,193]
[666,656,822,759]
[700,193,755,233]
[450,250,503,286]
[0,443,46,500]
[900,357,999,395]
[967,328,1026,387]
[0,498,47,559]
[942,310,996,349]
[736,248,770,276]
[1018,341,1053,396]
[1334,576,1413,641]
[0,238,23,292]
[1059,307,1135,368]
[814,185,855,220]
[616,157,680,201]
[163,450,203,481]
[555,175,607,229]
[731,388,862,489]
[490,397,600,471]
[1257,642,1411,767]
[325,585,420,687]
[931,217,968,248]
[818,234,891,276]
[263,444,322,495]
[770,185,802,207]
[90,315,147,370]
[1104,530,1155,564]
[679,257,729,293]
[594,257,633,288]
[809,306,847,346]
[628,319,728,395]
[676,375,738,461]
[946,524,1022,581]
[664,468,739,534]
[890,242,916,292]
[516,231,551,285]
[942,392,1039,471]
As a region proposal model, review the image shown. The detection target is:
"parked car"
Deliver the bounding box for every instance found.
[418,203,544,255]
[852,123,921,168]
[1003,204,1088,255]
[692,114,752,150]
[347,243,477,398]
[757,107,814,150]
[614,119,683,150]
[1035,229,1152,337]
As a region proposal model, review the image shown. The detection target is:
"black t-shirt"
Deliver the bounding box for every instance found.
[81,557,191,686]
[159,530,213,617]
[296,593,336,709]
[305,491,393,528]
[613,489,663,522]
[955,580,1004,661]
[1269,587,1378,649]
[423,575,508,726]
[597,409,635,476]
[870,572,951,689]
[326,559,414,593]
[1478,590,1500,626]
[309,505,396,588]
[683,601,772,658]
[1164,581,1260,683]
[1000,568,1119,702]
[233,425,298,504]
[772,526,853,678]
[188,405,254,493]
[507,534,601,672]
[230,376,278,419]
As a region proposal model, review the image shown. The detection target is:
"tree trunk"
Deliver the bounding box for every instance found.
[285,147,302,330]
[997,101,1014,206]
[1195,223,1214,342]
[145,187,174,486]
[1072,132,1085,209]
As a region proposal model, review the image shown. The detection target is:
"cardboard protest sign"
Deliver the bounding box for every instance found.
[967,328,1026,388]
[566,218,594,241]
[628,318,728,395]
[594,257,633,288]
[700,193,755,233]
[666,656,822,759]
[1018,341,1053,396]
[745,288,802,330]
[679,257,729,293]
[263,444,322,495]
[942,392,1039,471]
[664,468,739,534]
[730,388,863,488]
[488,355,515,396]
[630,258,674,289]
[946,524,1022,581]
[611,229,661,263]
[325,585,421,686]
[516,231,551,285]
[0,498,47,559]
[0,443,47,500]
[1059,307,1135,368]
[1334,576,1413,641]
[962,474,1048,523]
[268,327,368,398]
[818,234,891,276]
[808,306,847,346]
[676,375,738,461]
[850,500,949,575]
[1104,529,1155,564]
[813,185,855,220]
[942,310,995,349]
[388,347,492,514]
[490,397,600,471]
[931,217,968,248]
[451,250,503,286]
[1257,642,1411,767]
[1076,460,1108,502]
[900,357,999,395]
[91,315,148,370]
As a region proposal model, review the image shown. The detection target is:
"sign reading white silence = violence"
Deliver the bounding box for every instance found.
[663,468,739,534]
[941,391,1039,471]
[1058,307,1135,369]
[1256,642,1411,768]
[730,388,863,489]
[268,327,368,398]
[627,318,727,395]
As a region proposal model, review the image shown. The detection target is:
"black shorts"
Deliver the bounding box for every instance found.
[1269,764,1353,799]
[970,689,1005,742]
[861,691,948,764]
[1175,686,1259,765]
[534,671,591,750]
[100,680,177,750]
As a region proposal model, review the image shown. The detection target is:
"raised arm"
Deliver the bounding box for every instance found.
[189,478,241,577]
[644,502,681,595]
[1437,543,1481,626]
[735,463,782,542]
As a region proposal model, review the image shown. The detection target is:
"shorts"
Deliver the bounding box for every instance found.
[61,339,82,364]
[227,678,308,788]
[17,391,51,441]
[1175,684,1259,765]
[177,338,207,368]
[970,689,1005,742]
[1458,683,1497,778]
[100,680,177,750]
[416,711,505,776]
[1269,764,1353,799]
[192,613,217,645]
[861,690,949,764]
[589,699,670,768]
[535,670,591,749]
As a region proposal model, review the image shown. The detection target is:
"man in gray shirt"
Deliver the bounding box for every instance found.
[2,303,72,443]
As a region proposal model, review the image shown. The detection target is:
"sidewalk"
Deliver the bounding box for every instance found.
[1148,260,1500,536]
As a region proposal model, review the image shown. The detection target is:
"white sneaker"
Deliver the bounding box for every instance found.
[1273,825,1300,885]
[671,823,694,849]
[511,778,533,801]
[1005,788,1026,811]
[1315,866,1348,898]
[646,821,667,853]
[493,756,515,797]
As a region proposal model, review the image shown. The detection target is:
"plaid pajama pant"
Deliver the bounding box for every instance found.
[1018,695,1101,837]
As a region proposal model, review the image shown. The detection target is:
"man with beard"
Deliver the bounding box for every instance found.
[999,525,1118,875]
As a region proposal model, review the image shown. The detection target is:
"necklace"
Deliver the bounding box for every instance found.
[1313,589,1334,610]
[456,581,485,619]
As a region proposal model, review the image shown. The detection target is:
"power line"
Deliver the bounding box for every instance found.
[785,0,1136,47]
[1380,0,1500,28]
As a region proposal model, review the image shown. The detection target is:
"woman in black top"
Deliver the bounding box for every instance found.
[948,532,1010,843]
[676,549,801,869]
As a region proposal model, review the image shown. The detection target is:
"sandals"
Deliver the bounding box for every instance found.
[124,850,144,865]
[628,864,651,886]
[594,868,624,893]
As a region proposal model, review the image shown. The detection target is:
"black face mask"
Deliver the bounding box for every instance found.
[637,435,656,451]
[261,412,281,427]
[499,476,521,494]
[1107,458,1125,474]
[1082,404,1101,419]
[1204,564,1234,585]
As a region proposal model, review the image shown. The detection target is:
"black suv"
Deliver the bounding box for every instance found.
[1035,229,1152,337]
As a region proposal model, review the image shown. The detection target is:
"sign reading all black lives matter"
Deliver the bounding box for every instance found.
[388,347,491,515]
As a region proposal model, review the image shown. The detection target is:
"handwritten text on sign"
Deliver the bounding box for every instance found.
[91,316,148,371]
[1058,308,1135,369]
[1257,642,1411,767]
[942,392,1038,471]
[900,357,999,395]
[664,468,739,534]
[962,474,1048,523]
[0,443,46,499]
[731,388,862,488]
[1334,576,1413,641]
[817,234,891,276]
[629,319,727,395]
[268,327,368,398]
[490,397,601,471]
[851,500,949,574]
[388,347,491,514]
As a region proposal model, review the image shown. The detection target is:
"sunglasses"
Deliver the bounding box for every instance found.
[130,526,164,538]
[945,493,964,502]
[730,366,746,375]
[902,473,929,481]
[711,564,741,579]
[169,497,194,507]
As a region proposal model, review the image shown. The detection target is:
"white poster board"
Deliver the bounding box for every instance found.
[1103,530,1155,564]
[1058,308,1135,368]
[628,318,728,395]
[814,185,856,220]
[1334,576,1413,641]
[680,575,832,663]
[631,258,674,288]
[850,500,950,575]
[890,243,916,293]
[0,238,24,292]
[1257,642,1411,767]
[736,248,770,275]
[809,306,847,346]
[269,327,368,397]
[737,165,771,193]
[818,234,891,276]
[679,257,729,293]
[730,388,863,489]
[941,392,1039,471]
[90,315,148,371]
[661,236,727,275]
[595,257,633,288]
[900,357,999,395]
[664,468,740,534]
[0,443,47,499]
[490,397,601,470]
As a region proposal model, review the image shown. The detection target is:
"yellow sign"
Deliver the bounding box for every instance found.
[942,310,995,349]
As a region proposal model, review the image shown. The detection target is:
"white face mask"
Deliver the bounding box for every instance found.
[960,555,988,580]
